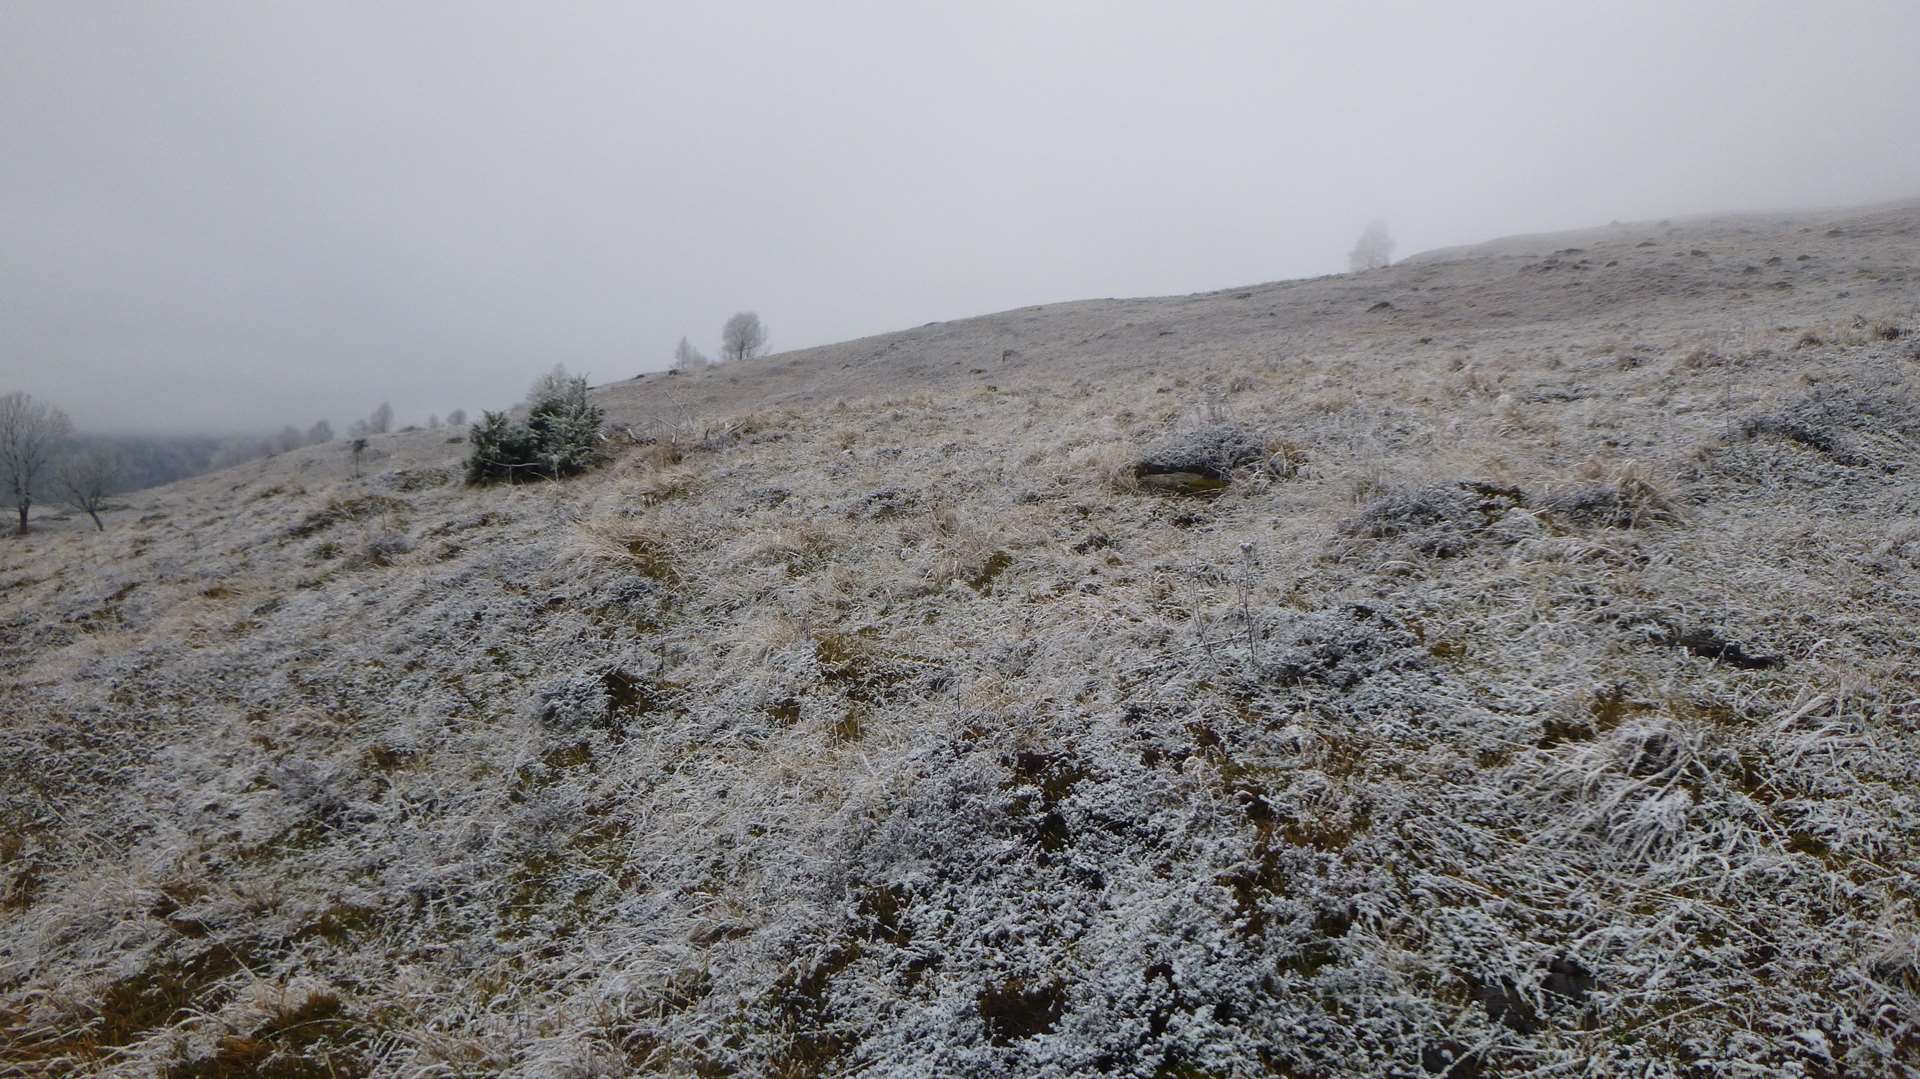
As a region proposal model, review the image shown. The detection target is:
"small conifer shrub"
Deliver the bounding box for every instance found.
[466,370,605,484]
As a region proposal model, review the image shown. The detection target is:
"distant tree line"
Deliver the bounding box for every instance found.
[0,389,470,534]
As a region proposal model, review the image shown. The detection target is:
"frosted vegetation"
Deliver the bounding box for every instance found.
[466,369,605,485]
[3,205,1919,1075]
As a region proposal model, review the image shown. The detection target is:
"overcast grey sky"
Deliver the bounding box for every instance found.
[3,1,1917,434]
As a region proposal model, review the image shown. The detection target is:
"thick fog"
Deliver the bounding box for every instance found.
[3,1,1916,434]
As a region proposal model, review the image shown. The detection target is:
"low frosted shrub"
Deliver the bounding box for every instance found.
[466,371,605,484]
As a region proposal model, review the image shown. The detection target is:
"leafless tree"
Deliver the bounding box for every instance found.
[59,447,122,531]
[307,419,334,445]
[528,364,581,405]
[447,409,468,427]
[0,391,72,534]
[1349,220,1395,272]
[427,414,442,429]
[367,401,394,434]
[720,312,767,363]
[274,424,304,454]
[672,336,709,371]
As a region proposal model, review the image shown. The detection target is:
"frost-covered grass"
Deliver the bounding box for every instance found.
[3,205,1920,1076]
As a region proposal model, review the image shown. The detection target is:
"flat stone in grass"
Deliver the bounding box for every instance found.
[1134,424,1269,494]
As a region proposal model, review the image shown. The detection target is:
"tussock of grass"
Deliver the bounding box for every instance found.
[1342,480,1527,556]
[287,494,409,538]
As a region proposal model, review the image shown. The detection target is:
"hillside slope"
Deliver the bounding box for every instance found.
[4,203,1919,1076]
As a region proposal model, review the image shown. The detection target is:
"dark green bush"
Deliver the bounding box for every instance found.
[465,372,604,484]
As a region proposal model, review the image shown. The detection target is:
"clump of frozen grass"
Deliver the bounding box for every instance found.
[1863,900,1920,991]
[1240,602,1424,691]
[1870,517,1920,569]
[378,466,453,493]
[351,528,413,568]
[1733,377,1920,467]
[532,670,614,732]
[288,494,410,538]
[1515,708,1720,864]
[1539,462,1682,529]
[1342,481,1526,556]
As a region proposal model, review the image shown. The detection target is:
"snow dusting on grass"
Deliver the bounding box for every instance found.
[4,205,1919,1076]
